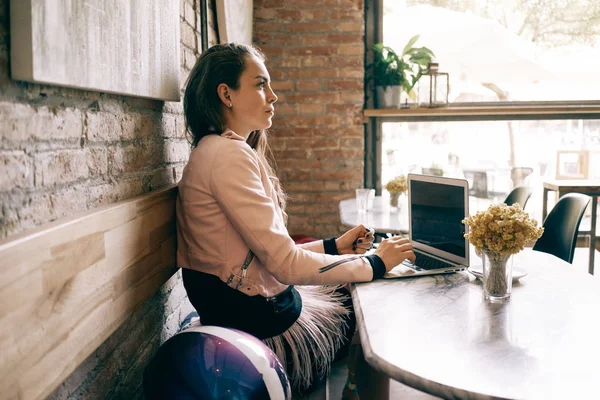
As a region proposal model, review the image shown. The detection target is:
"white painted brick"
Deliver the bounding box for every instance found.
[121,113,153,140]
[156,113,177,137]
[49,186,88,220]
[165,140,190,163]
[87,111,121,142]
[109,141,160,175]
[0,102,83,142]
[34,150,89,187]
[85,147,108,176]
[180,22,195,49]
[184,1,196,28]
[0,151,33,191]
[87,180,144,208]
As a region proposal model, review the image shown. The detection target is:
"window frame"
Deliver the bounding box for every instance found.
[364,0,600,194]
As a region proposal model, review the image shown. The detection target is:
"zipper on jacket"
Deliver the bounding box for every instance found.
[319,256,363,274]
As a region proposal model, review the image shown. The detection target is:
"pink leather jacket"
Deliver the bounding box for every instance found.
[176,129,374,298]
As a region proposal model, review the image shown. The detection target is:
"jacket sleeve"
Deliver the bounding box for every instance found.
[297,240,325,253]
[210,142,374,285]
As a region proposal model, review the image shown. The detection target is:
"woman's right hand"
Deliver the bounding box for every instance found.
[374,237,416,272]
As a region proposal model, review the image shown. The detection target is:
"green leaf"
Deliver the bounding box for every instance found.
[402,35,420,56]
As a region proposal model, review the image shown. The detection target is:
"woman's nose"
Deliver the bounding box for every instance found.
[269,87,278,103]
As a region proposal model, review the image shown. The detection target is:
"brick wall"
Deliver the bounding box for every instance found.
[254,0,365,239]
[0,0,217,398]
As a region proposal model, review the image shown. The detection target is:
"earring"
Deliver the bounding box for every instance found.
[229,102,232,108]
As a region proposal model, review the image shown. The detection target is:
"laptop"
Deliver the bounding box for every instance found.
[383,173,470,279]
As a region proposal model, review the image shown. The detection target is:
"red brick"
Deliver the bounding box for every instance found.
[280,115,341,128]
[255,0,284,7]
[279,55,301,68]
[285,0,339,6]
[285,170,312,181]
[301,57,327,67]
[337,44,363,55]
[296,80,322,91]
[297,103,325,115]
[339,91,364,104]
[284,92,336,104]
[330,57,363,68]
[254,8,278,20]
[302,35,330,46]
[337,21,363,32]
[287,69,339,79]
[272,80,294,91]
[339,138,363,148]
[327,33,364,44]
[287,46,336,56]
[271,127,314,137]
[255,22,285,33]
[255,0,365,238]
[326,104,362,114]
[300,10,330,20]
[330,9,363,20]
[278,9,302,20]
[338,69,364,79]
[339,0,363,10]
[313,148,363,160]
[285,181,325,192]
[328,80,363,90]
[287,22,333,33]
[272,103,297,116]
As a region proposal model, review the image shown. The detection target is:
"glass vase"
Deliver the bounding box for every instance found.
[482,250,514,303]
[389,192,400,212]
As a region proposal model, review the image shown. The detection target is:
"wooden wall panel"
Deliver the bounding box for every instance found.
[0,185,179,400]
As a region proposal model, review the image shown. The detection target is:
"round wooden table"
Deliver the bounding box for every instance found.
[339,196,409,235]
[352,249,600,399]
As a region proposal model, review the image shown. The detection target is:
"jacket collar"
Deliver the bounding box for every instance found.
[220,128,246,141]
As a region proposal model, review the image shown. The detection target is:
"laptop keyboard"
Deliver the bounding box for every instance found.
[404,251,456,271]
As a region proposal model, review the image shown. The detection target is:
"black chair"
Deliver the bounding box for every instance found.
[533,193,591,264]
[504,186,533,209]
[510,167,534,188]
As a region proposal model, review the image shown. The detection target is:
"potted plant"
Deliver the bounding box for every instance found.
[371,35,435,108]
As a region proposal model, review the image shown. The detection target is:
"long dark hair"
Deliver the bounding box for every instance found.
[183,43,286,209]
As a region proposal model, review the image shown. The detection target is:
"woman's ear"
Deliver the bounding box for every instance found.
[217,83,232,108]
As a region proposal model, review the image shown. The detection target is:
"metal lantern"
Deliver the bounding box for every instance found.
[418,62,449,107]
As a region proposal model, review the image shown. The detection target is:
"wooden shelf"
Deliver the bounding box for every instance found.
[363,104,600,121]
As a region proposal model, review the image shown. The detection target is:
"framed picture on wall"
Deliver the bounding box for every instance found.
[10,0,181,101]
[555,150,589,180]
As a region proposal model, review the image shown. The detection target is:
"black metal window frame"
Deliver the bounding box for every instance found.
[363,0,600,194]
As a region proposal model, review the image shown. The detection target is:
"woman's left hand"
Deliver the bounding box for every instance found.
[336,224,375,255]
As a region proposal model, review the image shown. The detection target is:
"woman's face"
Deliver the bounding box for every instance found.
[227,56,278,135]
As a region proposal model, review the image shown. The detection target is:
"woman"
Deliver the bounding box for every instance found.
[176,43,415,397]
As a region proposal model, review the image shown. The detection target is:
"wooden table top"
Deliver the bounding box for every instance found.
[352,249,600,399]
[542,179,600,194]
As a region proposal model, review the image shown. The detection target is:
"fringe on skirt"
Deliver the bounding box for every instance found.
[262,285,351,392]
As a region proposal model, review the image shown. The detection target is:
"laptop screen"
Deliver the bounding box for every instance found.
[410,179,467,258]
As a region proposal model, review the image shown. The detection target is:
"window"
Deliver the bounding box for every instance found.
[365,0,600,224]
[382,0,600,103]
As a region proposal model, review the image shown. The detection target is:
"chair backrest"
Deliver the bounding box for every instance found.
[504,186,533,209]
[532,193,590,264]
[511,167,534,187]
